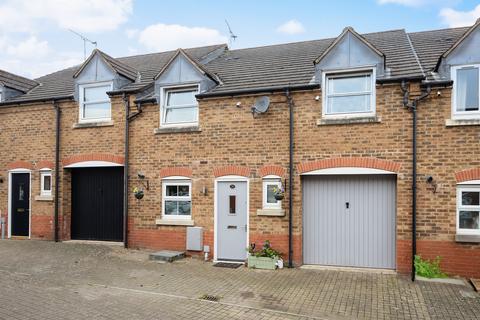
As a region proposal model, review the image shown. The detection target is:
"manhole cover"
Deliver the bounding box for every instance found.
[199,294,220,302]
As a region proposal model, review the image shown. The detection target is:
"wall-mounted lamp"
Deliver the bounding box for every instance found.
[315,95,321,101]
[426,175,438,193]
[137,171,149,190]
[201,185,208,196]
[236,101,242,108]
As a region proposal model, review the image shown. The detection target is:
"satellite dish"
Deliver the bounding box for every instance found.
[251,96,270,115]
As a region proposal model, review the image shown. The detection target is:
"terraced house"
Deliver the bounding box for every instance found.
[1,20,480,278]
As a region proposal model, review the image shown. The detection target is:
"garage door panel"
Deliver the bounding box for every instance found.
[303,175,396,269]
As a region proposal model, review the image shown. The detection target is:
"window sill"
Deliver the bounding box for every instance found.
[455,234,480,243]
[256,209,285,217]
[35,195,54,202]
[317,116,381,126]
[155,218,195,226]
[445,119,480,127]
[154,126,201,134]
[73,120,114,129]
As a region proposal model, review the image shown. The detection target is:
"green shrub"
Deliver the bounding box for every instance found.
[414,255,448,278]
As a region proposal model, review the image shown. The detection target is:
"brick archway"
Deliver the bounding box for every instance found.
[36,160,54,170]
[455,168,480,183]
[258,165,286,177]
[7,160,34,170]
[213,165,251,178]
[62,153,124,167]
[297,157,401,174]
[160,167,193,178]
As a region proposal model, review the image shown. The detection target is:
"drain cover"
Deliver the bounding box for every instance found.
[199,294,220,302]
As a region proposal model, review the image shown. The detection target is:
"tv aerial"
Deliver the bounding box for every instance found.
[69,29,97,60]
[225,19,238,47]
[251,96,270,117]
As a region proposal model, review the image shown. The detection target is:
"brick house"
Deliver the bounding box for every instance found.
[1,21,479,278]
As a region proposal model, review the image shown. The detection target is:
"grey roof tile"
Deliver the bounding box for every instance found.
[0,69,38,93]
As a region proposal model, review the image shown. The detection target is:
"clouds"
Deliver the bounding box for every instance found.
[277,20,305,35]
[440,5,480,27]
[137,24,228,52]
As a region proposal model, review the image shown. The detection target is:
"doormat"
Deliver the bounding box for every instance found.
[213,262,243,269]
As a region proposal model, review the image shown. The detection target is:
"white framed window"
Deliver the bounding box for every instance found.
[322,68,375,118]
[451,65,480,119]
[161,85,199,127]
[162,179,192,219]
[456,185,480,235]
[40,170,52,196]
[78,81,113,123]
[262,177,282,210]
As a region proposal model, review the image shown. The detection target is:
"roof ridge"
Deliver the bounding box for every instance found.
[407,26,470,35]
[116,43,227,60]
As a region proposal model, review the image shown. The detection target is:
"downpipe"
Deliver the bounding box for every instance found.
[54,100,61,242]
[401,81,431,281]
[285,88,294,268]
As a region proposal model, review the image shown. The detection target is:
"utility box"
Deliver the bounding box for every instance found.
[186,227,203,251]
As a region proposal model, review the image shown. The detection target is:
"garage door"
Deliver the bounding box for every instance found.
[303,175,396,269]
[71,167,124,241]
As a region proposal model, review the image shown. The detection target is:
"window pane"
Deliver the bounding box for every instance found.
[229,195,236,214]
[164,106,197,123]
[166,185,178,197]
[328,74,371,94]
[178,185,189,197]
[167,90,196,106]
[327,95,371,114]
[43,175,51,191]
[83,102,110,119]
[266,184,278,204]
[178,201,191,215]
[164,200,177,215]
[456,67,479,112]
[459,211,479,229]
[462,191,480,206]
[84,85,110,102]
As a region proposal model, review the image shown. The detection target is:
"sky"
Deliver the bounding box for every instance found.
[0,0,479,79]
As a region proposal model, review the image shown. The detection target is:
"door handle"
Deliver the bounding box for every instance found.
[17,208,25,213]
[345,202,350,209]
[227,225,237,229]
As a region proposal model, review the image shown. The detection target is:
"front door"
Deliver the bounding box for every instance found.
[11,173,30,236]
[216,181,248,261]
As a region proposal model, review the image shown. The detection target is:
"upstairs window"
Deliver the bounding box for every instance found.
[457,185,480,235]
[323,70,375,117]
[161,86,199,127]
[79,81,112,122]
[452,65,480,119]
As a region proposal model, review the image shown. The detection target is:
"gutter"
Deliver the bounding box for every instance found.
[196,83,320,99]
[54,100,61,242]
[0,95,74,107]
[401,81,431,281]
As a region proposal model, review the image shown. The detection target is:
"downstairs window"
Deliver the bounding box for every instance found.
[457,185,480,235]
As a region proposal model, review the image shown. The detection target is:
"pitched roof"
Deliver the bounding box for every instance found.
[313,26,384,65]
[74,49,139,81]
[0,69,38,93]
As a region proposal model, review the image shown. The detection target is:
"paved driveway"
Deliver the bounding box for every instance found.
[0,240,478,320]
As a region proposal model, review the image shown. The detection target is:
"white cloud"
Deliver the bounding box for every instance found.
[277,20,305,35]
[6,36,50,59]
[0,0,132,33]
[137,24,228,52]
[377,0,457,7]
[440,5,480,27]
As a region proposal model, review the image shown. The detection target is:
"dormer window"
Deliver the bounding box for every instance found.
[161,85,199,127]
[323,69,375,118]
[78,81,113,123]
[452,65,480,119]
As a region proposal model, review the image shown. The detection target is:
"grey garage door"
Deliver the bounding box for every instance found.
[303,175,396,269]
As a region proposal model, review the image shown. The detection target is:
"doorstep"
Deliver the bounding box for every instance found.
[63,240,124,246]
[416,275,467,286]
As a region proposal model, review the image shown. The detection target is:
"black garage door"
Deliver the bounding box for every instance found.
[71,167,124,241]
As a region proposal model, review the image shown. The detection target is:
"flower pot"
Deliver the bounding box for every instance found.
[274,193,284,201]
[247,256,278,270]
[134,191,144,200]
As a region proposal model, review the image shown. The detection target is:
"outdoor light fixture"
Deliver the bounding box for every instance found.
[137,171,149,190]
[426,175,438,193]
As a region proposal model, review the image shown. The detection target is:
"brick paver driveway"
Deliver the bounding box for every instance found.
[0,240,478,319]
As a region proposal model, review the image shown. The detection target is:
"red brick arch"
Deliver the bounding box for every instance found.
[160,167,193,178]
[213,165,251,178]
[297,157,401,174]
[455,168,480,183]
[62,153,124,167]
[7,160,34,170]
[36,160,54,170]
[258,165,286,177]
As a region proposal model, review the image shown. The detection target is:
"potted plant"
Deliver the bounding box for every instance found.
[272,185,285,201]
[133,187,144,200]
[247,240,282,270]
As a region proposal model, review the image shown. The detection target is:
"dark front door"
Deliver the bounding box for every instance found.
[71,167,123,241]
[11,173,30,236]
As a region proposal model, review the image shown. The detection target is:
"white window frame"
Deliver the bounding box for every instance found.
[162,179,192,220]
[78,81,113,123]
[451,64,480,120]
[262,177,282,210]
[160,84,199,128]
[456,185,480,235]
[40,170,52,197]
[322,67,376,118]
